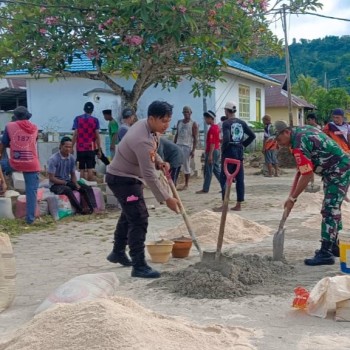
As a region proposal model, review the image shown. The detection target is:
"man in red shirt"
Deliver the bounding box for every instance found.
[196,110,221,193]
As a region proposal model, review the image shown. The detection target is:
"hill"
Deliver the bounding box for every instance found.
[238,36,350,91]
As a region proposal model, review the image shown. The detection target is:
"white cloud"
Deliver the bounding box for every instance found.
[268,0,350,42]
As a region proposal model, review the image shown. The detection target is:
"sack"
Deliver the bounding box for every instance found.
[47,195,73,220]
[35,272,119,314]
[307,275,350,318]
[0,232,16,313]
[0,198,15,219]
[15,195,40,219]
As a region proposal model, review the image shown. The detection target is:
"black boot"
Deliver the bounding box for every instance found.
[305,240,335,266]
[106,250,132,266]
[314,239,340,257]
[131,251,160,278]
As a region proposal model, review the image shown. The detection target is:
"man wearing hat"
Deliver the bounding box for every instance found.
[323,108,350,153]
[72,102,101,181]
[0,106,40,224]
[174,106,198,190]
[274,120,350,266]
[117,108,136,143]
[196,110,221,193]
[216,101,255,212]
[103,109,119,159]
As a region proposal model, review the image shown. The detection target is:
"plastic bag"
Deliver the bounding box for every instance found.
[307,275,350,318]
[35,272,119,314]
[292,286,310,309]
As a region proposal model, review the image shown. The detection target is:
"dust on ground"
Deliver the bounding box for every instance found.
[150,253,294,299]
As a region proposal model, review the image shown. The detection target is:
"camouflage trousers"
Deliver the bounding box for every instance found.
[321,169,350,241]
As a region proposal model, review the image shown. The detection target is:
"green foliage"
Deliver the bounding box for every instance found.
[239,36,350,93]
[249,121,264,130]
[312,88,350,123]
[292,74,318,101]
[0,0,322,108]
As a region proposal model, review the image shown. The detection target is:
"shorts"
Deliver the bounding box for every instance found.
[177,144,191,174]
[264,150,278,165]
[77,151,96,170]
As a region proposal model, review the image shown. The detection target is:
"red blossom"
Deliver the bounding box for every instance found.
[214,2,223,9]
[39,28,47,34]
[208,19,216,27]
[98,24,105,30]
[124,35,143,46]
[86,49,99,59]
[44,16,59,25]
[178,5,187,14]
[209,9,217,16]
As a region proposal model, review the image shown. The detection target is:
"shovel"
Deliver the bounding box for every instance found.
[201,158,241,263]
[162,169,202,255]
[272,171,301,261]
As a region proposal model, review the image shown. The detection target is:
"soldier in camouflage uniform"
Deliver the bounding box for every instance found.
[273,121,350,266]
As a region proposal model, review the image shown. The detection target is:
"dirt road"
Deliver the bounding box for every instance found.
[1,168,350,349]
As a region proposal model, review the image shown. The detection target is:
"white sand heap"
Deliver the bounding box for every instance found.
[1,297,256,350]
[161,209,270,245]
[298,192,350,229]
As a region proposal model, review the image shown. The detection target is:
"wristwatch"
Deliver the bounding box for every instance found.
[288,196,297,203]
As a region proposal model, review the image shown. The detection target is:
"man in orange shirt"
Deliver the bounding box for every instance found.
[262,115,279,177]
[323,108,350,153]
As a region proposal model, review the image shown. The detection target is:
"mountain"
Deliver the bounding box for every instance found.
[237,36,350,91]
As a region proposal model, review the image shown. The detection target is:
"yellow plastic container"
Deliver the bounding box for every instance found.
[339,232,350,274]
[146,240,174,263]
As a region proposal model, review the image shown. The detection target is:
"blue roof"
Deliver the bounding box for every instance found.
[225,59,279,83]
[6,55,278,83]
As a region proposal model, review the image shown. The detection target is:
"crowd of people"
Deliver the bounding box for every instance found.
[1,100,350,276]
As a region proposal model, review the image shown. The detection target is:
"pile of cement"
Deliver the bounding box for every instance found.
[150,254,294,299]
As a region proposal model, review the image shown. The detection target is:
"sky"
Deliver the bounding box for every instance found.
[268,0,350,42]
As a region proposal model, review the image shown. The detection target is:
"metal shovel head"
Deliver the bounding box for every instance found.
[273,227,285,261]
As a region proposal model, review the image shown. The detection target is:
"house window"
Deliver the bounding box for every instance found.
[239,84,250,120]
[256,88,261,122]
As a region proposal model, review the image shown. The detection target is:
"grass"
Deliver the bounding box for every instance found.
[0,210,115,237]
[0,216,57,237]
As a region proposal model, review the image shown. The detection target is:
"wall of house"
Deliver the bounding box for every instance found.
[27,77,215,132]
[0,112,12,132]
[26,71,269,133]
[265,107,300,125]
[214,72,266,122]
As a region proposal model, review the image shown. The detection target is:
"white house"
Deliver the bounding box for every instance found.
[6,59,279,133]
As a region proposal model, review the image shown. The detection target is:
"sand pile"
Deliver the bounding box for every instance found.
[0,297,256,350]
[160,210,271,245]
[150,254,294,299]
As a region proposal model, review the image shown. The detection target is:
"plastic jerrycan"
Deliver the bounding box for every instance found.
[339,232,350,274]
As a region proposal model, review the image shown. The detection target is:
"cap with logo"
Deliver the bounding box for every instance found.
[332,108,344,117]
[84,102,94,113]
[224,101,236,111]
[203,110,216,119]
[273,120,289,136]
[13,106,32,120]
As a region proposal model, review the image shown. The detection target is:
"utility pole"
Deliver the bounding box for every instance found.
[203,85,208,148]
[281,4,293,127]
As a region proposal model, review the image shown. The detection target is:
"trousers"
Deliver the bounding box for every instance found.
[220,146,244,202]
[202,149,221,192]
[106,173,149,256]
[321,169,350,241]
